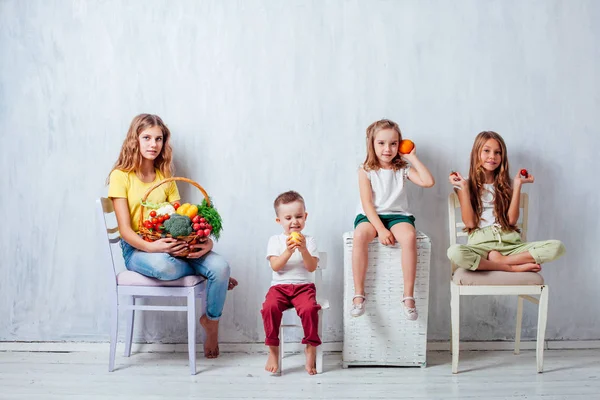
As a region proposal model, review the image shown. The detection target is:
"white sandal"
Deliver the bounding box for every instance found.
[402,296,418,321]
[350,294,366,317]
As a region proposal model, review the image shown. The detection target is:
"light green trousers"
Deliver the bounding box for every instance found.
[447,224,566,271]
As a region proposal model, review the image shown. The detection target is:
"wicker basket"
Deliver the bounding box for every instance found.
[138,177,211,256]
[342,231,431,367]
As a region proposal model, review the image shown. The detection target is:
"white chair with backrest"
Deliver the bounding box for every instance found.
[448,192,548,373]
[97,197,207,375]
[278,252,329,374]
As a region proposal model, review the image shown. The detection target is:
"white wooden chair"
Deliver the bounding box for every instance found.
[448,192,549,373]
[97,198,207,375]
[278,252,330,374]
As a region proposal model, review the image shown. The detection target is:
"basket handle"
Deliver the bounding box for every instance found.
[138,177,211,229]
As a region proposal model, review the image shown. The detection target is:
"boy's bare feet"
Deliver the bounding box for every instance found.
[305,345,317,375]
[200,314,220,358]
[265,346,279,373]
[510,263,542,273]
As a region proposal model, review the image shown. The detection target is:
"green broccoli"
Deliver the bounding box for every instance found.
[163,214,193,237]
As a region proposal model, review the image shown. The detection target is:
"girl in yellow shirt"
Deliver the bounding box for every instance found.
[107,114,237,358]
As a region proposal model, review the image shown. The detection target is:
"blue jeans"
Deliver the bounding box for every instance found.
[120,240,231,320]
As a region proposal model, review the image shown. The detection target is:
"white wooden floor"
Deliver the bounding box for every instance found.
[1,349,599,399]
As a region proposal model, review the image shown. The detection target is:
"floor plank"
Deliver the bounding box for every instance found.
[0,349,598,399]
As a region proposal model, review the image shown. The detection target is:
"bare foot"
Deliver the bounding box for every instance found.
[487,250,505,263]
[305,345,317,375]
[200,314,219,358]
[510,263,542,273]
[228,277,238,291]
[265,346,279,373]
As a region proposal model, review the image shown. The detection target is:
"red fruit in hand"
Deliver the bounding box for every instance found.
[520,169,529,178]
[203,229,211,237]
[192,216,201,223]
[193,223,201,231]
[196,230,205,238]
[149,210,157,217]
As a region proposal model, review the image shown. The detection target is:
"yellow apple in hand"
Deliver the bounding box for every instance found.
[289,232,303,243]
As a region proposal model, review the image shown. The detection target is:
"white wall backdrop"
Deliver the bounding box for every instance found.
[1,0,598,344]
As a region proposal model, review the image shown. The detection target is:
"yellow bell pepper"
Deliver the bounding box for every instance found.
[176,203,198,219]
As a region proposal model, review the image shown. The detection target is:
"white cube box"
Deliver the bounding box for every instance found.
[342,231,431,367]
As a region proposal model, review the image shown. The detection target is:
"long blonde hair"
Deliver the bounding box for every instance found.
[106,114,174,183]
[363,119,408,171]
[467,131,516,233]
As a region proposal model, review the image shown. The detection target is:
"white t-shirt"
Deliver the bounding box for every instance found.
[479,183,496,228]
[356,166,412,216]
[266,234,319,286]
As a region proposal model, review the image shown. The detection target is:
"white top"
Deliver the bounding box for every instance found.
[266,234,319,286]
[479,183,496,228]
[356,166,412,216]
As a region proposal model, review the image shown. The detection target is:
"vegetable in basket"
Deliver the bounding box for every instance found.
[163,214,193,237]
[156,203,176,216]
[197,198,223,240]
[176,203,199,219]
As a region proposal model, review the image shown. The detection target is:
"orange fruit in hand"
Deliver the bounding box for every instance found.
[399,139,415,154]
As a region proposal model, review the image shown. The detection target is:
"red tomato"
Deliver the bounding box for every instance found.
[192,216,200,224]
[157,216,165,223]
[144,221,152,229]
[193,223,201,231]
[163,214,170,220]
[196,230,205,237]
[151,218,158,224]
[200,218,206,223]
[173,202,180,210]
[520,169,528,177]
[149,210,157,217]
[203,229,211,237]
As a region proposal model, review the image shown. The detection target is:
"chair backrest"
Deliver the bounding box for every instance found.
[314,251,327,289]
[96,197,123,287]
[448,192,529,275]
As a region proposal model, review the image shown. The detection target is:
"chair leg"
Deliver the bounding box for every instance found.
[316,309,324,374]
[187,289,198,375]
[123,296,135,357]
[515,296,524,355]
[278,325,284,375]
[536,286,549,373]
[450,283,460,374]
[109,292,118,372]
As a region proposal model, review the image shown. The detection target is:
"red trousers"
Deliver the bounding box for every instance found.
[261,283,322,347]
